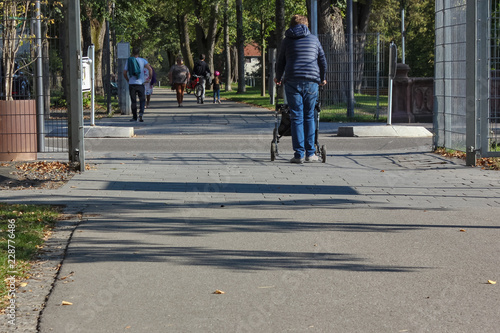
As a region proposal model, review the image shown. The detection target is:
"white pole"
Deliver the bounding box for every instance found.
[89,45,95,126]
[388,78,393,125]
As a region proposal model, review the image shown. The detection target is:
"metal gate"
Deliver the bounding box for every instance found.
[318,33,386,120]
[1,1,68,161]
[435,0,500,163]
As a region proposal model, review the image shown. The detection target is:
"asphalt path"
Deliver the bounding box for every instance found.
[1,88,499,333]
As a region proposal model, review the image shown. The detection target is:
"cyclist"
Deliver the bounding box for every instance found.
[192,54,211,104]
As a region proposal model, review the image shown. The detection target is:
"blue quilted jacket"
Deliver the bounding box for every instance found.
[276,25,327,84]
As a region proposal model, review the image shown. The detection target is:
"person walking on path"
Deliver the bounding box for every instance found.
[192,54,211,104]
[168,56,190,107]
[275,15,327,163]
[213,71,221,104]
[144,66,156,108]
[124,47,153,122]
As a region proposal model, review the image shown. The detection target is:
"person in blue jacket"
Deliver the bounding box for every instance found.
[275,15,327,163]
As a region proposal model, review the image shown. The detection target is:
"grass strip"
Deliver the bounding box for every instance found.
[0,203,61,310]
[218,84,388,123]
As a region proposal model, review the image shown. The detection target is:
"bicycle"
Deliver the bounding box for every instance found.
[185,75,203,98]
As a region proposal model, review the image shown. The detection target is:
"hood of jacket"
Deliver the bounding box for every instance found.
[285,24,310,39]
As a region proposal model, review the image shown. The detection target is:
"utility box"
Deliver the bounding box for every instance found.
[117,42,131,115]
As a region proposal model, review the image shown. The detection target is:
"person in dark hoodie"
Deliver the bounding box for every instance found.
[275,15,327,164]
[192,54,211,104]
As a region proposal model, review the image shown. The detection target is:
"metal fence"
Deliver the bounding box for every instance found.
[0,1,67,161]
[318,33,386,119]
[435,0,500,160]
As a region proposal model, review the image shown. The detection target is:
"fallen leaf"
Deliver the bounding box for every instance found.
[59,271,75,280]
[213,289,225,294]
[487,280,497,285]
[20,282,28,287]
[381,170,385,172]
[62,301,73,305]
[459,229,466,232]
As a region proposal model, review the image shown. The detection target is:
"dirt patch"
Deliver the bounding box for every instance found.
[0,161,78,190]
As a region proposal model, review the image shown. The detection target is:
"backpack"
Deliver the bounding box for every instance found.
[127,57,141,79]
[150,67,157,85]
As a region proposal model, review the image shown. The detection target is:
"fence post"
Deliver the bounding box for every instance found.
[346,0,355,118]
[465,0,477,166]
[376,33,380,120]
[35,0,45,152]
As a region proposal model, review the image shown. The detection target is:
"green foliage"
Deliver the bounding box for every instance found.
[82,92,91,108]
[220,84,387,123]
[368,0,434,77]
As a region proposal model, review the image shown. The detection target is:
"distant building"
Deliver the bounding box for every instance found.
[244,42,261,76]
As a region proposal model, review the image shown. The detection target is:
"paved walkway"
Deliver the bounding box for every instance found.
[1,89,499,332]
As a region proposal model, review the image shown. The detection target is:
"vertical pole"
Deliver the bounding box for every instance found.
[224,0,232,91]
[89,45,95,126]
[388,41,397,126]
[311,0,318,36]
[477,0,490,157]
[269,48,276,105]
[105,0,112,115]
[465,0,477,166]
[376,33,380,119]
[65,0,85,171]
[35,0,45,151]
[401,6,405,64]
[261,24,266,97]
[347,0,355,118]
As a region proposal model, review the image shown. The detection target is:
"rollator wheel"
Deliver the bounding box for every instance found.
[271,142,277,161]
[321,145,327,163]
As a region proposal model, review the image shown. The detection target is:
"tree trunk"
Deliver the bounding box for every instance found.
[178,13,194,70]
[193,0,207,58]
[205,2,219,72]
[42,22,51,119]
[236,0,245,93]
[91,18,106,95]
[224,0,232,91]
[275,0,285,57]
[193,0,219,73]
[318,4,347,104]
[231,46,238,84]
[59,20,68,104]
[352,1,373,93]
[2,1,29,101]
[81,17,92,54]
[261,21,266,97]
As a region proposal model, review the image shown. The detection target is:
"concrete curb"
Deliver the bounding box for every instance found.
[83,126,134,138]
[337,125,433,137]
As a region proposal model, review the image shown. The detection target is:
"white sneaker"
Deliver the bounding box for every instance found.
[305,154,319,162]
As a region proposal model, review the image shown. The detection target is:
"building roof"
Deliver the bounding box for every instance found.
[244,43,261,57]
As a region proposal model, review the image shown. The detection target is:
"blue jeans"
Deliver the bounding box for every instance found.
[284,80,319,159]
[213,88,220,102]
